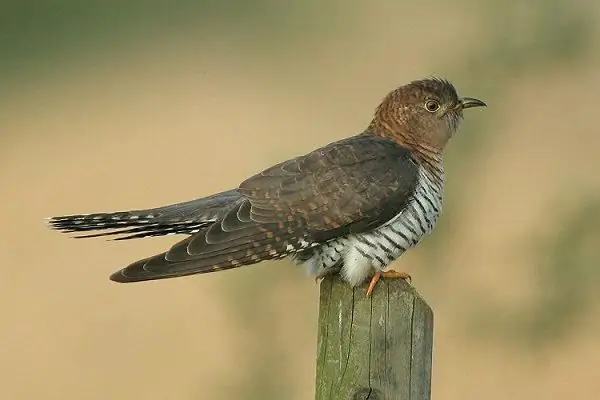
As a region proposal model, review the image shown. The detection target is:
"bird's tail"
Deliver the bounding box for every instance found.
[47,190,241,240]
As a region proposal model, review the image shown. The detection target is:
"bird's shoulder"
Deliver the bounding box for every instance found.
[235,134,421,238]
[239,134,418,193]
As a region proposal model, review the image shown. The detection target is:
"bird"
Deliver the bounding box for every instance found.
[47,77,486,296]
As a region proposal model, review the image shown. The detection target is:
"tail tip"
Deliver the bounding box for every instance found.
[44,216,58,225]
[109,269,132,283]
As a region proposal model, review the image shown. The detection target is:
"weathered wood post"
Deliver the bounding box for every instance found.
[315,275,434,400]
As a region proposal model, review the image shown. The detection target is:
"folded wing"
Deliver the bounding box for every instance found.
[109,135,421,282]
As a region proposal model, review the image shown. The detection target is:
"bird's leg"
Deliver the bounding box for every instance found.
[314,266,341,285]
[366,270,412,297]
[314,271,334,285]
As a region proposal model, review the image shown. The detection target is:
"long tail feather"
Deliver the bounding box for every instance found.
[108,199,318,282]
[47,189,241,240]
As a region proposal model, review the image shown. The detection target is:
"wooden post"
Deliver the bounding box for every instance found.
[315,275,434,400]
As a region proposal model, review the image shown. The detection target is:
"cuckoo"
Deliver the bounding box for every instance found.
[48,78,486,296]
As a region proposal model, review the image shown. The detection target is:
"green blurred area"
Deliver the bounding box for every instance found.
[419,0,600,349]
[1,0,332,85]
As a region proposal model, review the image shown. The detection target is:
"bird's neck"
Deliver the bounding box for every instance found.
[363,123,444,184]
[411,146,444,184]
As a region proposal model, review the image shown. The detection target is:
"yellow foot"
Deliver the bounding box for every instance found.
[366,270,412,297]
[314,276,325,285]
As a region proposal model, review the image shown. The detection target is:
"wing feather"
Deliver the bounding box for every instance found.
[110,134,420,282]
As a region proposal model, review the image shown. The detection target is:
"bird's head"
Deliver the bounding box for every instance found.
[369,77,486,152]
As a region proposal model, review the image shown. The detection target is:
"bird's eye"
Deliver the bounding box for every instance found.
[425,100,440,112]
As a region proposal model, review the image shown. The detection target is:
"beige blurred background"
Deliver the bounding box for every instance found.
[2,1,600,399]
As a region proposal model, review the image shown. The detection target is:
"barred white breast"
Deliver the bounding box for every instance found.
[299,165,444,286]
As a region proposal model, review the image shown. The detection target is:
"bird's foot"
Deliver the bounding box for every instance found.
[366,270,412,297]
[314,269,338,285]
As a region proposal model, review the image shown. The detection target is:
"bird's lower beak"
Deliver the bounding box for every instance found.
[460,97,487,109]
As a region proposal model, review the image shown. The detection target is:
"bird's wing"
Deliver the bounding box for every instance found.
[111,135,420,282]
[48,190,242,240]
[238,135,419,240]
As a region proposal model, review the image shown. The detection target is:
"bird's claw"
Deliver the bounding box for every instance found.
[366,269,412,297]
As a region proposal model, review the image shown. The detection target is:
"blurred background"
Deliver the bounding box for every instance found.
[1,0,600,399]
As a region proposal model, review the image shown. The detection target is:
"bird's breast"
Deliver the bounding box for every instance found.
[378,166,444,248]
[339,166,444,285]
[297,166,444,286]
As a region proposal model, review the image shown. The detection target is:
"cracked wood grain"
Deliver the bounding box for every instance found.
[315,275,433,400]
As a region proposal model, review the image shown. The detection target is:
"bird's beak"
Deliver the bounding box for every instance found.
[459,97,487,109]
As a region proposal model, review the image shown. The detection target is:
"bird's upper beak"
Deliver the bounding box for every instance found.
[459,97,487,109]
